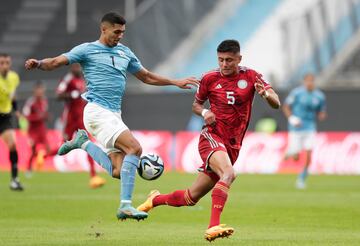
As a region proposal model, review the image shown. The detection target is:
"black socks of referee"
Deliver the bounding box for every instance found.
[9,150,18,180]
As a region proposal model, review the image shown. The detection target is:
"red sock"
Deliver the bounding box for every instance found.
[87,155,96,177]
[153,189,196,207]
[209,181,229,228]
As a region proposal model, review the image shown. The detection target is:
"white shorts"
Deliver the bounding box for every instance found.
[286,131,315,155]
[83,102,128,153]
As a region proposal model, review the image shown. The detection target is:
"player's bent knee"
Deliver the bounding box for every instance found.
[221,169,236,185]
[8,143,17,151]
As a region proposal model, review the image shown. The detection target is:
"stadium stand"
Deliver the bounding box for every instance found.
[173,0,282,79]
[157,0,360,89]
[282,0,360,87]
[0,0,217,99]
[13,0,217,83]
[0,0,62,75]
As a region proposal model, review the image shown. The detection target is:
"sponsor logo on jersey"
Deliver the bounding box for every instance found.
[237,79,248,89]
[215,84,222,89]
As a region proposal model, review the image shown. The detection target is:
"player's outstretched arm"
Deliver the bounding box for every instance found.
[282,103,292,118]
[135,68,199,89]
[25,55,69,71]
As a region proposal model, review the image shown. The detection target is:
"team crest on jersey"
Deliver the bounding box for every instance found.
[237,79,248,89]
[117,51,126,57]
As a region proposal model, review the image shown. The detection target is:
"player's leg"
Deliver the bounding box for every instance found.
[27,141,36,172]
[34,134,50,170]
[1,129,23,191]
[58,129,113,175]
[297,132,315,189]
[138,172,216,212]
[284,131,300,161]
[208,151,235,220]
[205,150,235,236]
[87,154,96,178]
[65,122,105,188]
[87,154,107,188]
[112,129,148,220]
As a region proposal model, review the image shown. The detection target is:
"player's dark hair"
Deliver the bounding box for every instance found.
[217,40,240,53]
[101,12,126,25]
[0,53,9,57]
[35,80,44,88]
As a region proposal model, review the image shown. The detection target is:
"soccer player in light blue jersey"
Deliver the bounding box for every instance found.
[283,73,326,189]
[25,12,198,221]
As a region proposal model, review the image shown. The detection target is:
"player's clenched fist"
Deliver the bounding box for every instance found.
[25,59,40,70]
[202,109,216,125]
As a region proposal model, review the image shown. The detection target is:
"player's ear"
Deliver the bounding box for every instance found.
[238,55,242,63]
[100,22,108,33]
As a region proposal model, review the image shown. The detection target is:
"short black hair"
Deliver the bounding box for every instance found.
[217,39,240,53]
[0,53,9,57]
[35,80,44,87]
[101,12,126,25]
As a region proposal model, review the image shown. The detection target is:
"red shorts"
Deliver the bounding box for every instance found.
[29,130,47,145]
[64,120,84,140]
[198,128,240,182]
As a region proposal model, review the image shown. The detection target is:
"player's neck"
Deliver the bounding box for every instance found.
[220,70,238,78]
[1,70,8,78]
[98,37,111,47]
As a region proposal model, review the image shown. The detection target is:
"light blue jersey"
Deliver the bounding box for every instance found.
[63,41,143,112]
[285,86,326,132]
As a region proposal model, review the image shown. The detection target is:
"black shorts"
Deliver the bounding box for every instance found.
[0,113,15,134]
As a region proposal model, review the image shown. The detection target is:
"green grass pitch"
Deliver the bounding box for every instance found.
[0,172,359,245]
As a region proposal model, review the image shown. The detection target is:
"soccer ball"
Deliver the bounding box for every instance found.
[137,153,164,180]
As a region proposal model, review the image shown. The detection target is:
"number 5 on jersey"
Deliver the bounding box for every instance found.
[226,91,235,104]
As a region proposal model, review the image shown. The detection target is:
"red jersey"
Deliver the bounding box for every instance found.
[22,96,48,133]
[195,66,271,149]
[56,73,87,125]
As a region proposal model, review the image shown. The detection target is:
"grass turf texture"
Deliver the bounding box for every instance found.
[0,172,359,245]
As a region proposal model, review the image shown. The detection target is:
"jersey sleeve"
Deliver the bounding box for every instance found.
[62,43,88,64]
[22,98,39,121]
[56,74,72,94]
[126,49,143,74]
[195,76,208,103]
[22,99,31,117]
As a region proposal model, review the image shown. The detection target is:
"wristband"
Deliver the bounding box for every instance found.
[36,60,43,69]
[201,109,209,117]
[70,90,80,99]
[288,115,301,126]
[262,90,269,99]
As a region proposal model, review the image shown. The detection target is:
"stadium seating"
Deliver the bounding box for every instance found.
[4,0,216,82]
[175,0,281,79]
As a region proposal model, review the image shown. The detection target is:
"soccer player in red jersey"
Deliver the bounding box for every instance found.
[137,40,281,241]
[23,82,57,173]
[56,63,106,189]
